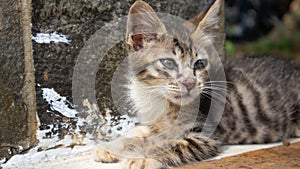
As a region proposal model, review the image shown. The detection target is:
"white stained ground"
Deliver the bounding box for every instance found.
[0,88,136,169]
[2,138,300,169]
[1,88,300,169]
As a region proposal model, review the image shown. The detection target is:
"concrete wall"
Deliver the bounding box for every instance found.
[0,0,38,160]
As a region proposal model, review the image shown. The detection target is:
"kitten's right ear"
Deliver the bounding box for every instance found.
[126,0,166,51]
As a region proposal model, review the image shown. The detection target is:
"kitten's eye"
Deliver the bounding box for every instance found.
[160,59,177,70]
[194,59,208,70]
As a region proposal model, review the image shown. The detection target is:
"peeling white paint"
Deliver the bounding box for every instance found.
[42,88,78,118]
[32,32,71,44]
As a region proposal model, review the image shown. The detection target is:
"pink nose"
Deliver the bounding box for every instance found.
[182,80,196,92]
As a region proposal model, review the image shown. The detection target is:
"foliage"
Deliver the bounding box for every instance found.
[226,30,300,63]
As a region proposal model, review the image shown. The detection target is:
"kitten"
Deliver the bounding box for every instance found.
[94,0,300,168]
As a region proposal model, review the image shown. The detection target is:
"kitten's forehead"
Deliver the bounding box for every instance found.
[168,35,209,63]
[166,26,210,58]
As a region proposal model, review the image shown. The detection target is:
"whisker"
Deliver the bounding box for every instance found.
[203,82,231,89]
[204,81,233,84]
[202,86,228,93]
[201,93,230,107]
[200,86,230,101]
[203,91,227,101]
[202,87,228,96]
[203,83,229,88]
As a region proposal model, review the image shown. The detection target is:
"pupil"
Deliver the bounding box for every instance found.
[194,59,207,70]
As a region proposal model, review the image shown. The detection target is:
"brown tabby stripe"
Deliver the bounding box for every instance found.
[291,104,300,123]
[265,89,289,138]
[262,134,273,143]
[266,88,280,105]
[173,38,193,61]
[234,70,272,127]
[226,102,246,142]
[230,83,257,137]
[137,69,156,81]
[141,159,146,169]
[233,70,286,143]
[222,98,236,138]
[183,138,205,157]
[186,144,201,161]
[173,145,185,164]
[281,109,289,139]
[173,38,184,54]
[239,138,248,144]
[155,68,171,78]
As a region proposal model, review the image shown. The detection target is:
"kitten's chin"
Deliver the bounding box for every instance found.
[167,94,198,106]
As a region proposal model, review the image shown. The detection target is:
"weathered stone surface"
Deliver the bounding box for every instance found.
[0,0,37,161]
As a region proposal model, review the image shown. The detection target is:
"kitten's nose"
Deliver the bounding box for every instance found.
[183,79,196,92]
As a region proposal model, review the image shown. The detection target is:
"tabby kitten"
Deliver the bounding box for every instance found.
[95,0,300,168]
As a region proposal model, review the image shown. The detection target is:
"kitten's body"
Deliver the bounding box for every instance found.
[218,57,300,144]
[95,0,300,168]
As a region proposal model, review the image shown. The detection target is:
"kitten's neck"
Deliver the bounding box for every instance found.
[128,77,169,124]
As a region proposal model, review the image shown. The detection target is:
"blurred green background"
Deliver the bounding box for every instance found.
[225,0,300,64]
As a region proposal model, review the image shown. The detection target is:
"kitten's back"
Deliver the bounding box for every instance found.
[217,57,300,144]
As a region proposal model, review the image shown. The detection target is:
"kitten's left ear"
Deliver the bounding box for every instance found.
[126,0,167,51]
[191,0,222,36]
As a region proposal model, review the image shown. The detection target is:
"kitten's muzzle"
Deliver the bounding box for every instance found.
[183,81,196,92]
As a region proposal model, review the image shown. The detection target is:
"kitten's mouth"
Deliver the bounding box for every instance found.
[166,87,199,105]
[168,93,197,106]
[174,93,190,99]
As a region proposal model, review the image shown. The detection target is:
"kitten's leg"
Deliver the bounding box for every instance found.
[291,104,300,138]
[126,126,151,138]
[122,133,220,169]
[293,123,300,137]
[93,145,120,163]
[121,158,163,169]
[93,126,151,163]
[93,140,123,163]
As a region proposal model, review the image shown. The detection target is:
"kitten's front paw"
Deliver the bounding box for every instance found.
[93,146,120,163]
[126,126,151,138]
[122,158,164,169]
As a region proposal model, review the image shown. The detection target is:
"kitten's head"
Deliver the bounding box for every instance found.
[126,0,221,106]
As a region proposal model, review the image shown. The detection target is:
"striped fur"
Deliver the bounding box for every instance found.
[216,58,300,144]
[95,0,300,168]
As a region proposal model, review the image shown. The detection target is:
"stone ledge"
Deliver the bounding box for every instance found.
[174,141,300,169]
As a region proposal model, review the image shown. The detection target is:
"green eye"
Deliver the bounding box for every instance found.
[194,59,208,70]
[160,58,177,70]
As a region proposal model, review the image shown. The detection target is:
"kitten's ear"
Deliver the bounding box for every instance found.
[190,0,222,35]
[126,0,166,51]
